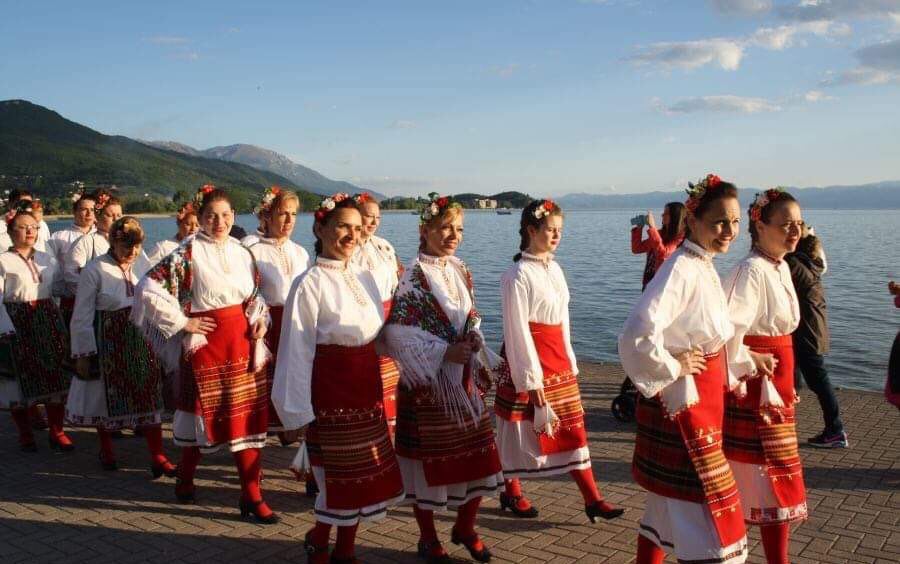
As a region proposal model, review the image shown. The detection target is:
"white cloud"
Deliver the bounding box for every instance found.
[390,119,417,130]
[803,89,835,101]
[145,35,189,45]
[749,20,849,50]
[488,63,520,78]
[778,0,900,23]
[821,38,900,85]
[821,66,900,85]
[658,95,782,114]
[630,39,745,70]
[709,0,772,16]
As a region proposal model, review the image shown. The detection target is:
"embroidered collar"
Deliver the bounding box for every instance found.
[752,245,783,266]
[316,256,351,270]
[418,252,455,267]
[682,239,714,261]
[259,236,289,248]
[521,252,554,264]
[197,231,230,247]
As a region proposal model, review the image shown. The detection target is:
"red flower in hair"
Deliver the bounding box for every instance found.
[201,184,216,195]
[705,174,721,188]
[354,192,372,204]
[436,197,449,208]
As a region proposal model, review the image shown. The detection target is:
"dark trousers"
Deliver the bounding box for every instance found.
[795,350,843,434]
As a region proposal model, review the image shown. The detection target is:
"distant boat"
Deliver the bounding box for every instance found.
[496,209,512,215]
[410,211,418,215]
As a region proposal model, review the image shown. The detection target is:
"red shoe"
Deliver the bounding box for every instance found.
[151,459,178,479]
[417,540,451,564]
[48,433,75,452]
[499,492,539,518]
[450,529,491,563]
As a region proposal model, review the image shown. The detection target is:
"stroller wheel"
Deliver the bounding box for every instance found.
[612,395,636,423]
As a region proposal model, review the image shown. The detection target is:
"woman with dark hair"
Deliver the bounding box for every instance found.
[132,185,276,523]
[66,217,174,475]
[724,189,808,564]
[48,191,97,327]
[246,187,310,447]
[0,204,73,452]
[631,202,686,290]
[351,192,402,439]
[146,202,200,266]
[619,174,748,564]
[63,191,123,305]
[383,193,503,564]
[495,199,623,522]
[273,192,402,564]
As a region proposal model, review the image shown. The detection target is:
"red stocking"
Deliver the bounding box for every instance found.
[45,403,72,446]
[233,448,272,518]
[569,467,602,504]
[10,407,34,446]
[414,506,446,558]
[97,427,115,464]
[453,497,486,553]
[142,425,171,466]
[333,524,359,559]
[178,446,202,485]
[637,534,665,564]
[503,478,533,511]
[760,523,790,564]
[307,521,332,547]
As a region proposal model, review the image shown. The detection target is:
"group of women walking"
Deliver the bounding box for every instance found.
[0,175,810,563]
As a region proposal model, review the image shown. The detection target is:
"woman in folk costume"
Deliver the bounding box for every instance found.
[272,192,403,564]
[63,191,123,311]
[723,189,807,564]
[245,187,310,447]
[66,217,175,476]
[0,203,74,452]
[618,174,748,564]
[383,193,503,564]
[351,192,402,439]
[146,202,200,267]
[47,191,97,327]
[132,186,277,523]
[496,199,624,522]
[631,202,686,290]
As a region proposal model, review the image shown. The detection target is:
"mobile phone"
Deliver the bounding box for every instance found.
[630,214,647,227]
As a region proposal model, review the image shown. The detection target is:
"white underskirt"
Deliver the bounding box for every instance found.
[397,455,502,510]
[0,378,65,409]
[171,409,267,453]
[495,418,592,478]
[639,492,748,564]
[65,377,161,430]
[729,460,809,524]
[310,465,405,526]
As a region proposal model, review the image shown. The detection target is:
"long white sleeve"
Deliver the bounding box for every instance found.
[0,265,15,336]
[724,262,761,382]
[271,274,319,430]
[501,272,544,392]
[137,276,189,339]
[70,264,101,357]
[617,262,691,398]
[64,234,105,297]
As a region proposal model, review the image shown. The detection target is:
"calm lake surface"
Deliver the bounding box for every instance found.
[51,209,898,391]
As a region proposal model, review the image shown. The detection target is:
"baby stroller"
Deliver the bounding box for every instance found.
[611,376,639,423]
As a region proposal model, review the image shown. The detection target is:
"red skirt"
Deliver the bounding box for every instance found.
[264,305,285,430]
[724,334,806,509]
[380,300,399,436]
[305,343,403,510]
[396,364,503,487]
[495,322,588,454]
[180,305,269,445]
[633,352,745,548]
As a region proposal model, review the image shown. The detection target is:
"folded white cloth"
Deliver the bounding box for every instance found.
[290,441,311,474]
[533,403,560,438]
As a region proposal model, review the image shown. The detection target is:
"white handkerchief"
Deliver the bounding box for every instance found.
[289,441,311,473]
[533,403,560,437]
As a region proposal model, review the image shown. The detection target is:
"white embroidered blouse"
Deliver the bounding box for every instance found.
[0,249,60,336]
[248,237,311,307]
[501,252,579,393]
[271,256,383,430]
[352,235,400,303]
[63,232,110,297]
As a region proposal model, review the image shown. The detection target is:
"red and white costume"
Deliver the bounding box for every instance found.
[619,239,748,564]
[272,256,403,526]
[496,252,591,477]
[352,234,401,436]
[248,236,310,432]
[724,251,807,525]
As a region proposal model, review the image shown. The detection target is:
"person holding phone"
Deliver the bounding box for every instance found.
[630,202,686,290]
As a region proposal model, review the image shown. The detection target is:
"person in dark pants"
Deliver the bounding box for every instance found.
[785,229,847,448]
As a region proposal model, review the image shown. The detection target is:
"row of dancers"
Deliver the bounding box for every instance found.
[0,176,808,564]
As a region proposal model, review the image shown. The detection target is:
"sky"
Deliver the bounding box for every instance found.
[2,0,899,197]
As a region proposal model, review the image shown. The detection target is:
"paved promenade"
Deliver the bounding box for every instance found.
[1,364,898,563]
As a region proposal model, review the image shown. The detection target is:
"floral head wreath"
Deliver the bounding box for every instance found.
[314,192,351,222]
[353,192,373,205]
[419,192,461,225]
[175,201,196,221]
[5,199,39,226]
[749,187,786,222]
[192,184,216,209]
[253,185,282,216]
[684,173,723,216]
[533,199,560,220]
[94,192,112,211]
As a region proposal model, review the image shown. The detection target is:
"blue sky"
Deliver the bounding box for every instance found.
[2,0,899,196]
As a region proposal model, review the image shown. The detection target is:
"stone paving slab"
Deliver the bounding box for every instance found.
[1,363,898,563]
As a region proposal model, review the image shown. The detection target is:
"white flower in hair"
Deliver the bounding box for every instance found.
[323,197,336,211]
[429,203,439,215]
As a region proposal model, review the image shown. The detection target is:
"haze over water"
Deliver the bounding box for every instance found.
[53,208,897,391]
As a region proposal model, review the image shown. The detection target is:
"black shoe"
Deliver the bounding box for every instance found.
[585,500,624,523]
[99,452,118,471]
[239,498,280,525]
[329,556,358,564]
[306,477,320,498]
[450,529,491,563]
[417,540,451,564]
[499,492,539,518]
[175,479,196,504]
[20,441,38,453]
[808,430,849,449]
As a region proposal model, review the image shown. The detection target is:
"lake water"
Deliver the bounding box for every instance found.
[50,208,898,391]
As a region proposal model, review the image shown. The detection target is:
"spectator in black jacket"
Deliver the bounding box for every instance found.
[785,229,847,448]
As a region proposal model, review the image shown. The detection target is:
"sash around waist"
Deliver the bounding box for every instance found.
[189,303,246,321]
[743,334,793,348]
